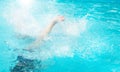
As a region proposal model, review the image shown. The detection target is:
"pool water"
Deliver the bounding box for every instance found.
[0,0,120,72]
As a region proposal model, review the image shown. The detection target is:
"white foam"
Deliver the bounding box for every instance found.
[3,0,58,37]
[53,45,74,57]
[3,1,43,37]
[65,24,80,36]
[63,17,88,36]
[39,45,74,60]
[5,9,42,37]
[21,44,74,60]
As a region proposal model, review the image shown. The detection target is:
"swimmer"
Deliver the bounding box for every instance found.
[11,16,65,72]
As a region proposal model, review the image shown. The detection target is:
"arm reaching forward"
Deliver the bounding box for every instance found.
[40,16,64,39]
[25,16,65,51]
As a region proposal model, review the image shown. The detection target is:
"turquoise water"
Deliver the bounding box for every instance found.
[0,0,120,72]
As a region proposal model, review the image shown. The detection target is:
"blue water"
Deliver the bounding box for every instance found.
[0,0,120,72]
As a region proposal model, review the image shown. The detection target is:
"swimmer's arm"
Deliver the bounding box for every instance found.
[39,21,57,39]
[24,16,64,51]
[36,16,64,40]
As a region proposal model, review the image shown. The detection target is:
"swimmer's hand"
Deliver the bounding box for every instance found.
[53,16,65,23]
